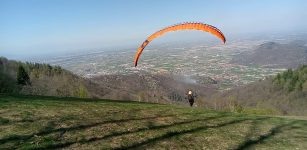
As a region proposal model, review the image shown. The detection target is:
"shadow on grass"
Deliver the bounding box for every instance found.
[0,115,56,127]
[0,114,180,145]
[31,114,229,150]
[232,120,305,150]
[111,117,258,150]
[0,117,10,125]
[0,94,165,105]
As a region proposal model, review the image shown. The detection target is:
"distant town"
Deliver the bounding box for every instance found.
[41,36,299,90]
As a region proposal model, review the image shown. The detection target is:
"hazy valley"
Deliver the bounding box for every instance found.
[40,35,307,90]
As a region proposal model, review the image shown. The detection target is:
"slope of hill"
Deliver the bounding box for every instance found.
[2,56,307,116]
[231,41,307,68]
[210,66,307,116]
[1,56,218,104]
[90,73,216,104]
[1,94,307,149]
[0,57,90,98]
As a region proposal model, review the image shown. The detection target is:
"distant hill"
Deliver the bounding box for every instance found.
[231,41,307,68]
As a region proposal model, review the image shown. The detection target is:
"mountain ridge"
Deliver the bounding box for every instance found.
[231,41,307,68]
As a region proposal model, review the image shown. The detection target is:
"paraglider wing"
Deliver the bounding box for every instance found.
[134,22,226,67]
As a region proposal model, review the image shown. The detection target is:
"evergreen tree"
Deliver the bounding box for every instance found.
[17,65,30,85]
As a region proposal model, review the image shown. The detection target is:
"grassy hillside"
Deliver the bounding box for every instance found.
[1,94,306,150]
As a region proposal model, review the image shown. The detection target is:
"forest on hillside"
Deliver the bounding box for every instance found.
[0,57,89,98]
[209,66,307,115]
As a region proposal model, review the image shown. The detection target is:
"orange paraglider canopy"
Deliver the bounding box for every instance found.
[134,22,226,67]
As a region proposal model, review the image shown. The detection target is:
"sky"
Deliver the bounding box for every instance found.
[1,0,307,59]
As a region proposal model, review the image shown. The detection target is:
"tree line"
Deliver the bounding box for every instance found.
[273,65,307,92]
[0,57,88,98]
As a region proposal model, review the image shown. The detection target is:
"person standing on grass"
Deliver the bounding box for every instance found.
[186,90,196,107]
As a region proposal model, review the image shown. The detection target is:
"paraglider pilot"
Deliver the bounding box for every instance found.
[186,90,197,107]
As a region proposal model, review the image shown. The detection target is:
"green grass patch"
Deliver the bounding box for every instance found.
[0,94,306,149]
